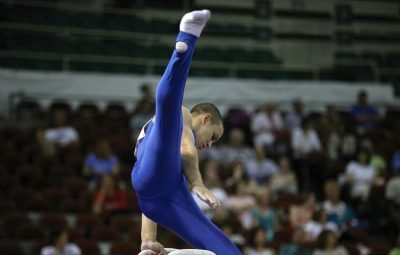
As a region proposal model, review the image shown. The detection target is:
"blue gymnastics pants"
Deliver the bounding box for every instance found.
[131,31,242,255]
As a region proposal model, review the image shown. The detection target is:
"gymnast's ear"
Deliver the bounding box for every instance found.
[201,113,211,124]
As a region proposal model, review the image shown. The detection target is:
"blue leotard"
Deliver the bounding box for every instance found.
[131,31,242,255]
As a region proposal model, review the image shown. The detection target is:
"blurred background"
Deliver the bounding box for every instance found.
[0,0,400,255]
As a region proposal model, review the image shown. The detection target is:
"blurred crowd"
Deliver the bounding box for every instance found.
[1,85,400,255]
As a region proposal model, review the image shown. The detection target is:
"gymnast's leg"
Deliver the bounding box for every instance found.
[132,10,211,199]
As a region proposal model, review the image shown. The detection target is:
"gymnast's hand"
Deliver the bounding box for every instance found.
[141,241,166,255]
[193,185,221,209]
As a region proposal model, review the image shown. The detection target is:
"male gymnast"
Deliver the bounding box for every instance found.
[131,9,242,255]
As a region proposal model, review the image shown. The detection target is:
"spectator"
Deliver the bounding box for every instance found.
[340,125,357,162]
[322,180,356,230]
[251,102,284,148]
[208,128,255,166]
[291,117,321,159]
[192,160,228,218]
[269,156,298,195]
[41,228,81,255]
[43,110,79,147]
[245,146,279,184]
[227,181,257,226]
[130,99,154,133]
[92,175,128,222]
[303,208,339,241]
[225,162,250,192]
[385,169,400,234]
[245,228,276,255]
[313,230,349,255]
[286,99,305,130]
[367,144,387,177]
[320,105,344,160]
[83,139,120,186]
[342,149,376,200]
[279,227,312,255]
[389,236,400,255]
[132,83,155,115]
[249,188,278,241]
[289,193,318,228]
[349,90,379,133]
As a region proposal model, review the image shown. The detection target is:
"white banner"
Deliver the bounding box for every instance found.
[0,68,396,117]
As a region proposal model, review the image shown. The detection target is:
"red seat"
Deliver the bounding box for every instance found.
[110,214,138,240]
[26,197,52,212]
[2,212,31,238]
[111,241,139,255]
[76,213,102,237]
[39,213,67,231]
[0,241,24,255]
[0,175,19,194]
[9,187,36,211]
[15,223,46,240]
[91,226,119,241]
[61,199,87,213]
[44,188,70,211]
[63,176,88,198]
[75,239,101,255]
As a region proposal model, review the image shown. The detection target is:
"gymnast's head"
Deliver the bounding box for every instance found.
[190,103,224,150]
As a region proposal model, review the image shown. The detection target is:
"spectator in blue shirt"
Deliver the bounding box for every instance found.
[83,139,120,186]
[349,90,379,132]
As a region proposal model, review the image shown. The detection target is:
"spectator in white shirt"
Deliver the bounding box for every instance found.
[245,146,279,184]
[210,128,255,166]
[291,117,321,159]
[44,111,79,147]
[269,157,298,195]
[286,99,304,130]
[41,228,81,255]
[251,102,284,148]
[313,230,349,255]
[322,180,356,230]
[304,208,339,241]
[343,149,375,200]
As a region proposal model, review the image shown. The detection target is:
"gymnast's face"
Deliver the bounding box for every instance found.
[195,113,224,150]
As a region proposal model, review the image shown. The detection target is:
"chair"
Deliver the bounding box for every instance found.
[126,191,140,213]
[0,241,24,255]
[75,102,100,121]
[26,197,52,212]
[9,186,36,211]
[16,98,42,121]
[0,175,19,194]
[76,213,102,238]
[91,225,119,241]
[111,241,139,255]
[61,199,87,213]
[39,213,67,232]
[15,223,46,240]
[75,239,101,255]
[110,214,138,240]
[49,100,72,116]
[104,102,127,117]
[63,176,88,198]
[44,188,70,211]
[2,212,31,238]
[16,164,43,187]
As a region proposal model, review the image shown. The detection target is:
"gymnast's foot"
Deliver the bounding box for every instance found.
[179,9,211,38]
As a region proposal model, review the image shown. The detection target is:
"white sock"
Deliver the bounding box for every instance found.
[179,9,211,38]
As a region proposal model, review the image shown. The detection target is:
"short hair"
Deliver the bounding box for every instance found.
[190,103,222,124]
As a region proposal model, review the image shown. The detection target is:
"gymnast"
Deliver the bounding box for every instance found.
[131,9,242,255]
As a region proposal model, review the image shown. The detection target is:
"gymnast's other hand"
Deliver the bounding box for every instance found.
[193,185,221,209]
[141,241,166,255]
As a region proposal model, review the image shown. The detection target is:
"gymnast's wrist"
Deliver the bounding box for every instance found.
[141,236,157,242]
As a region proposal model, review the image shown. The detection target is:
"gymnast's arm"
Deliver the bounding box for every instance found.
[181,107,220,209]
[141,214,166,254]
